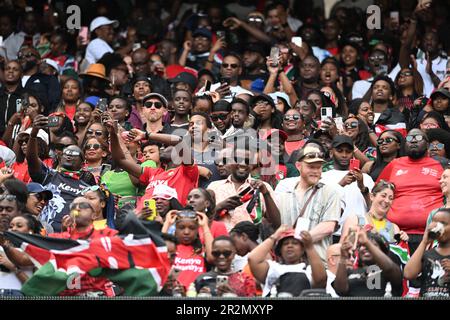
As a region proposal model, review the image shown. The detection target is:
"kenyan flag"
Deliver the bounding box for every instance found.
[4,231,170,297]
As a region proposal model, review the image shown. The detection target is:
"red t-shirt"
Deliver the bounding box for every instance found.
[173,244,205,289]
[49,225,118,240]
[285,140,306,156]
[13,158,53,183]
[377,156,444,234]
[198,220,229,244]
[138,164,199,209]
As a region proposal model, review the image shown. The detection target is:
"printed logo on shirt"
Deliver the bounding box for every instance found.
[421,168,439,177]
[145,180,168,191]
[395,169,408,176]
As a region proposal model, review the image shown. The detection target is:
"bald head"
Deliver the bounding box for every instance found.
[326,243,341,274]
[132,48,150,75]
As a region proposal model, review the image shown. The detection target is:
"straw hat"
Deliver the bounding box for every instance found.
[80,63,110,82]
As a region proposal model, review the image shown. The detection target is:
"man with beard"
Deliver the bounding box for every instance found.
[275,144,342,263]
[377,129,449,254]
[223,98,251,141]
[369,75,406,136]
[211,54,252,102]
[27,115,96,232]
[294,55,321,100]
[241,43,268,85]
[18,46,61,114]
[320,135,374,242]
[211,100,232,137]
[207,143,280,231]
[0,60,24,136]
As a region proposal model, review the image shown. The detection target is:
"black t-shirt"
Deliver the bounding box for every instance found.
[193,148,221,188]
[419,249,450,298]
[335,265,403,297]
[30,163,95,232]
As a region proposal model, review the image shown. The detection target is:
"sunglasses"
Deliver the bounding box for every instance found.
[69,202,94,211]
[211,250,233,258]
[52,143,72,151]
[344,122,359,129]
[300,152,324,161]
[84,143,101,151]
[406,134,425,142]
[18,138,29,145]
[18,52,37,59]
[284,114,301,121]
[429,143,445,150]
[377,137,398,145]
[176,210,197,220]
[399,71,413,77]
[248,17,263,23]
[211,114,228,121]
[30,193,48,202]
[378,179,395,190]
[222,63,239,69]
[369,55,386,62]
[63,149,81,157]
[144,101,164,109]
[87,129,104,137]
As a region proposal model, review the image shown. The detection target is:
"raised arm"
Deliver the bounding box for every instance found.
[358,229,402,288]
[332,240,352,295]
[404,224,434,280]
[248,225,290,283]
[301,231,327,288]
[26,115,47,177]
[106,120,142,179]
[223,17,272,44]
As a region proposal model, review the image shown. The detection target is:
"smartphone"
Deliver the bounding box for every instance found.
[270,47,280,67]
[79,26,89,45]
[97,98,108,112]
[16,99,22,112]
[320,107,333,122]
[334,117,343,131]
[0,36,3,47]
[350,158,360,171]
[132,43,142,51]
[390,11,399,24]
[216,275,228,287]
[205,80,211,92]
[47,115,60,127]
[291,36,302,47]
[216,30,226,39]
[347,228,357,248]
[295,217,310,239]
[143,199,157,221]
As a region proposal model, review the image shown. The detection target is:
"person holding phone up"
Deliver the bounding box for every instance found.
[194,236,256,297]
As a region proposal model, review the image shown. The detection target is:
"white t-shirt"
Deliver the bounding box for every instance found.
[326,270,339,297]
[321,169,374,235]
[85,38,114,65]
[351,77,373,99]
[389,54,448,97]
[210,83,253,102]
[263,260,313,296]
[0,247,33,290]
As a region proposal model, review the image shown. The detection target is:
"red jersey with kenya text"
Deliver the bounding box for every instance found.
[377,156,444,234]
[138,164,199,209]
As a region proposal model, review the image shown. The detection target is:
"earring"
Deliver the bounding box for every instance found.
[205,208,208,213]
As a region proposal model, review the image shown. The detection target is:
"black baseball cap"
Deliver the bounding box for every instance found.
[332,135,354,149]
